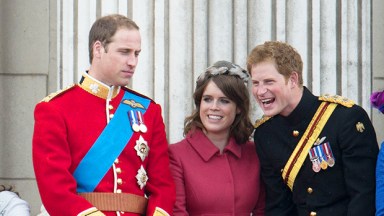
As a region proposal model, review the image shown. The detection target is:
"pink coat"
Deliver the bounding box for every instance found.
[169,129,265,216]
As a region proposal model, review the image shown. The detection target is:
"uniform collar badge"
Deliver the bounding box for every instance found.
[356,122,365,133]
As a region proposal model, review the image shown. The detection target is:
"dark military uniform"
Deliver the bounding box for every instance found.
[254,87,378,216]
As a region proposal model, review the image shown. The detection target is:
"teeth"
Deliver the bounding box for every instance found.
[208,115,222,120]
[261,98,273,104]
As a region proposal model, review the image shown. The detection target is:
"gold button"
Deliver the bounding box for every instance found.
[116,167,122,174]
[108,105,114,110]
[310,211,317,216]
[116,189,122,193]
[109,114,114,119]
[114,158,119,164]
[307,187,313,194]
[117,178,123,185]
[293,130,299,137]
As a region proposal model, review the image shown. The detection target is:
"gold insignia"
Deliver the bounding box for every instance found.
[318,94,354,108]
[254,116,272,128]
[356,122,365,132]
[122,99,145,109]
[41,84,75,102]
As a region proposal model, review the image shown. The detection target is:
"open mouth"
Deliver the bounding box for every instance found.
[261,98,275,105]
[208,115,223,120]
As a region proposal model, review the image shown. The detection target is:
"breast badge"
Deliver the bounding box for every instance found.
[135,135,149,161]
[123,99,145,109]
[136,165,148,189]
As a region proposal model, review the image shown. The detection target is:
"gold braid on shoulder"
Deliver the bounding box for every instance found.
[254,116,272,128]
[318,94,355,107]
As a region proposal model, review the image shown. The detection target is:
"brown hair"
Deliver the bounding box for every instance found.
[184,62,254,144]
[88,14,139,63]
[247,41,303,85]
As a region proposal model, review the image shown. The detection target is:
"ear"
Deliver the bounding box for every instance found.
[93,41,104,59]
[289,71,299,88]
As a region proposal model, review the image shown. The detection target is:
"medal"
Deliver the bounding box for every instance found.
[128,110,140,132]
[315,145,328,170]
[139,124,147,133]
[137,111,148,133]
[309,148,321,172]
[132,123,140,132]
[323,142,335,167]
[135,135,150,161]
[312,158,321,172]
[327,157,335,167]
[320,160,328,170]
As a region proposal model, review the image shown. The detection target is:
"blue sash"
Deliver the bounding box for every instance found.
[74,91,150,192]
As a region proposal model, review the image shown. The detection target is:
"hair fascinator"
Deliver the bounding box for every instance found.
[370,90,384,114]
[197,60,249,84]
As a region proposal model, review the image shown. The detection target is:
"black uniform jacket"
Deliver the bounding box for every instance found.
[254,87,378,216]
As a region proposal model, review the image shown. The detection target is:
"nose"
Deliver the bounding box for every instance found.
[256,84,268,96]
[127,53,138,67]
[210,100,220,110]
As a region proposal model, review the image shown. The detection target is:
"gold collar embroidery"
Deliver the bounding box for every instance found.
[79,73,120,99]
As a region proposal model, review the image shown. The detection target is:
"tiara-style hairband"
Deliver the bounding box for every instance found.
[197,61,249,84]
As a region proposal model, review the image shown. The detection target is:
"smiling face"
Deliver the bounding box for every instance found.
[90,28,141,86]
[199,81,239,139]
[250,61,299,117]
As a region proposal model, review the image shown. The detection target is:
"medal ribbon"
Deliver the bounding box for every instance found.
[74,91,150,192]
[323,142,334,158]
[282,102,337,191]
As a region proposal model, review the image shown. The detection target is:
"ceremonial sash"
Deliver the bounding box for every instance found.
[282,102,337,190]
[74,91,150,192]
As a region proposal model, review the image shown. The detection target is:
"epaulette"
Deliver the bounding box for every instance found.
[318,94,355,108]
[41,84,75,102]
[254,116,272,128]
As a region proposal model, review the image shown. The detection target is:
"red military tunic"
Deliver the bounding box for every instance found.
[33,73,175,216]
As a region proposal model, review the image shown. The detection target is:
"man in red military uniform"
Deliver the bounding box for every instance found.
[32,14,175,216]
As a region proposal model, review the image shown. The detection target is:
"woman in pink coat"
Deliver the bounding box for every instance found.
[168,60,265,216]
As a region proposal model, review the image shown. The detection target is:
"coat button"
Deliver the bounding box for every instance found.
[116,167,122,174]
[117,178,123,185]
[310,211,317,216]
[307,187,313,194]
